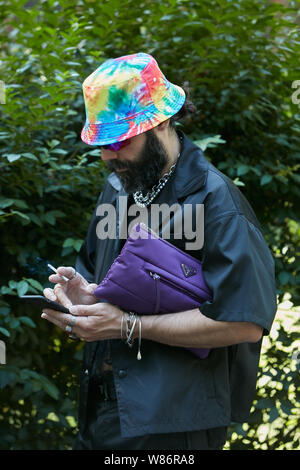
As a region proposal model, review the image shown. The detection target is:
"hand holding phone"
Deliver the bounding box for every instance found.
[20,295,70,314]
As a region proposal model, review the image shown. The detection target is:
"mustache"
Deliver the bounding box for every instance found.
[106,160,133,171]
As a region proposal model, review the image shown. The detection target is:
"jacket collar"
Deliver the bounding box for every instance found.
[107,130,208,199]
[173,130,208,198]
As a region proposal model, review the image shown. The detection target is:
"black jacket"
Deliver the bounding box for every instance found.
[75,131,277,439]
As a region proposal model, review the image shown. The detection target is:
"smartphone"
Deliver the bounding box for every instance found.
[20,295,70,314]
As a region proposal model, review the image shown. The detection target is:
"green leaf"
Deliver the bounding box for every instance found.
[17,281,29,296]
[269,406,280,423]
[0,369,17,388]
[0,327,10,337]
[28,213,43,226]
[233,177,246,187]
[280,400,294,416]
[9,318,20,329]
[256,397,274,409]
[74,239,83,252]
[48,139,60,148]
[3,154,22,163]
[11,211,30,222]
[237,164,249,176]
[51,148,68,155]
[0,307,10,317]
[63,238,75,248]
[87,149,101,156]
[21,152,38,161]
[278,271,289,285]
[42,380,60,400]
[49,210,65,218]
[44,213,56,225]
[26,278,44,292]
[8,280,18,290]
[13,199,29,209]
[260,174,272,186]
[0,198,14,209]
[194,135,226,152]
[19,316,36,328]
[0,286,15,295]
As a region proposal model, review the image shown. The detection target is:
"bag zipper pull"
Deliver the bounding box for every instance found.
[149,272,160,313]
[150,272,160,281]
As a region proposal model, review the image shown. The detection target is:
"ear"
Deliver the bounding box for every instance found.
[155,118,170,132]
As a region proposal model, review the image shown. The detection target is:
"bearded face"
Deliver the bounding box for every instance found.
[105,129,169,194]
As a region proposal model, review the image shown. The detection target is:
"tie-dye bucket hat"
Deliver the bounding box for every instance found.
[81,52,185,146]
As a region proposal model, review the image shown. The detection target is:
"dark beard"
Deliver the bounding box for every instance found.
[106,130,168,194]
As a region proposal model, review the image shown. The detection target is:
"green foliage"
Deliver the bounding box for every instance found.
[226,302,300,450]
[0,0,299,450]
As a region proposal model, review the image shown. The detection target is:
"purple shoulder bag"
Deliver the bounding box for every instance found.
[94,223,212,359]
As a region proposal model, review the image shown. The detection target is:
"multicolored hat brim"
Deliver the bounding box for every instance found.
[81,52,185,146]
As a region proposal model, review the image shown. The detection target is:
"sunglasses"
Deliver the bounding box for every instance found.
[100,138,131,152]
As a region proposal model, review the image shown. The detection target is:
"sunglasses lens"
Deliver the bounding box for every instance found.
[102,139,131,152]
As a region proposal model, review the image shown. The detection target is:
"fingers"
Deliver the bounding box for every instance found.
[41,304,95,337]
[41,303,122,342]
[86,283,98,295]
[57,267,86,284]
[43,287,57,302]
[41,309,68,329]
[57,266,76,279]
[44,284,73,309]
[48,274,67,285]
[41,309,82,338]
[47,267,84,285]
[69,303,101,316]
[53,284,73,309]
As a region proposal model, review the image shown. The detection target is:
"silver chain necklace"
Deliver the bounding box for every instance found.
[133,136,182,208]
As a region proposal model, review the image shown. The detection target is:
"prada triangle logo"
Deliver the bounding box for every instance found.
[181,263,197,278]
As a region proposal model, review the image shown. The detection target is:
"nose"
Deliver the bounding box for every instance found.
[100,149,118,161]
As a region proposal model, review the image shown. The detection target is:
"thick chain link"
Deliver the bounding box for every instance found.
[133,154,180,208]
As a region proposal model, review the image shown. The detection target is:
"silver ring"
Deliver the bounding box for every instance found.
[68,268,76,281]
[68,334,78,340]
[66,315,78,339]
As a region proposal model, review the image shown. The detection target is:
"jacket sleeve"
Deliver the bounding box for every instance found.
[200,213,277,334]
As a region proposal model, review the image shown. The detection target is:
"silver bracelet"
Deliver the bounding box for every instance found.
[126,312,133,342]
[137,315,142,361]
[120,311,142,360]
[126,314,137,347]
[120,311,126,341]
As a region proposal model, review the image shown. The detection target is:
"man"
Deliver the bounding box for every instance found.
[42,52,277,450]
